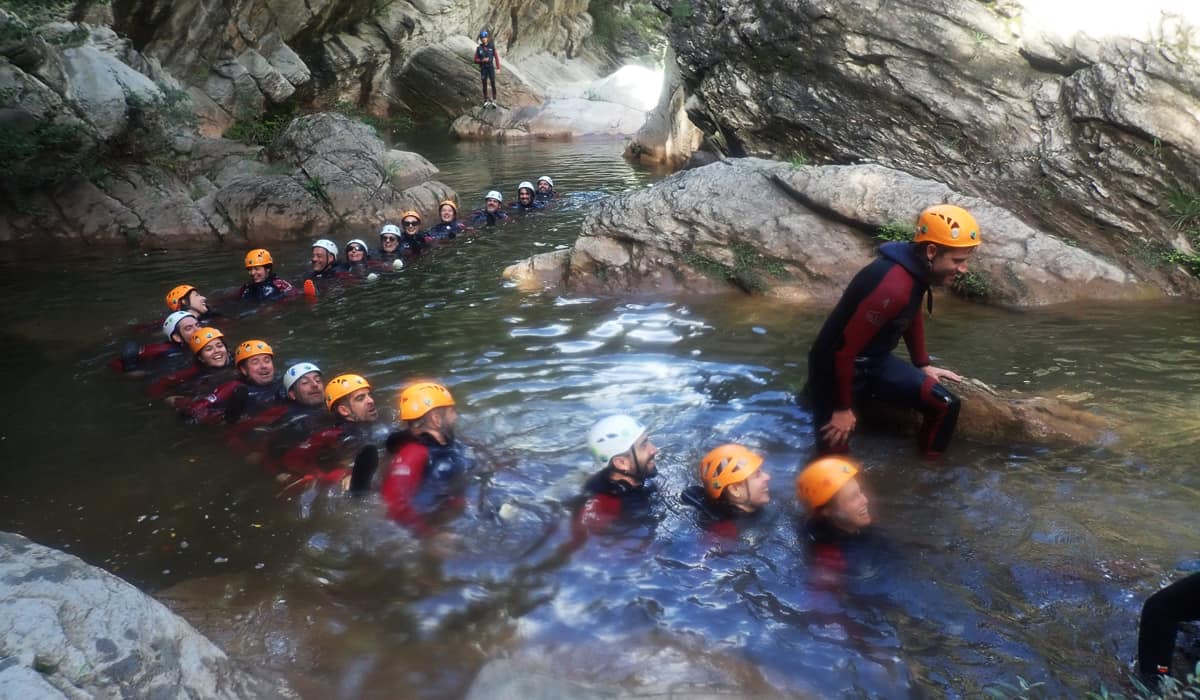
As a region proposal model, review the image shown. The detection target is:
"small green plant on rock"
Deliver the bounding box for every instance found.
[875,220,913,243]
[302,175,329,203]
[789,153,810,168]
[682,241,789,294]
[1160,187,1200,277]
[952,270,991,300]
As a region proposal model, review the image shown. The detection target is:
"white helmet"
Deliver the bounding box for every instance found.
[346,238,368,253]
[587,415,646,466]
[313,239,338,258]
[380,224,401,238]
[283,362,321,392]
[537,175,553,187]
[162,310,194,341]
[486,190,503,203]
[518,181,535,194]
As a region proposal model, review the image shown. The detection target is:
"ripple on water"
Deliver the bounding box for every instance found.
[510,324,571,338]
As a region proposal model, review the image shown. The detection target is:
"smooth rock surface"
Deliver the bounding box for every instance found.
[504,157,1161,307]
[0,531,289,699]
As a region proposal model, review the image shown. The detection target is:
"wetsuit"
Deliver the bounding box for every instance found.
[573,468,656,536]
[381,430,474,536]
[807,241,960,456]
[1138,572,1200,684]
[274,420,387,486]
[679,485,764,540]
[227,400,332,458]
[146,360,235,400]
[535,188,556,202]
[238,273,296,302]
[181,378,284,425]
[469,209,509,227]
[509,200,546,212]
[111,340,188,373]
[425,221,465,242]
[474,41,500,101]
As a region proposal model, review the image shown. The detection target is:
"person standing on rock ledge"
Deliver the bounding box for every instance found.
[805,205,980,457]
[474,29,501,108]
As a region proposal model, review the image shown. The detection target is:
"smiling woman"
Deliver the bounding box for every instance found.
[0,139,1198,698]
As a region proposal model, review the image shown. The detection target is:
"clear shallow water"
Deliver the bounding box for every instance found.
[0,139,1198,698]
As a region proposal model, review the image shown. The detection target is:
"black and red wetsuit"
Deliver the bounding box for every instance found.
[807,241,960,456]
[381,431,473,536]
[572,468,656,537]
[238,274,296,302]
[679,485,763,540]
[425,221,465,242]
[146,361,235,400]
[110,340,188,373]
[225,400,331,458]
[274,420,386,485]
[180,378,284,425]
[1138,571,1200,686]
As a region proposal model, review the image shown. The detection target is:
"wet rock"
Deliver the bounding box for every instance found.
[625,47,702,169]
[666,0,1200,297]
[451,96,647,141]
[505,157,1162,307]
[0,531,290,699]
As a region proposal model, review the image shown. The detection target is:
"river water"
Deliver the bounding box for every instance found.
[0,137,1197,698]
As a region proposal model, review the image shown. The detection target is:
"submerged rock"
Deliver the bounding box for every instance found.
[0,531,290,699]
[505,157,1161,307]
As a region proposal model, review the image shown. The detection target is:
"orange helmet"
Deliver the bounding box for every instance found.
[398,382,455,421]
[400,210,421,223]
[187,327,225,355]
[325,374,370,412]
[244,248,274,268]
[699,444,763,500]
[913,205,980,248]
[234,339,273,365]
[438,200,458,215]
[165,284,196,311]
[796,456,860,510]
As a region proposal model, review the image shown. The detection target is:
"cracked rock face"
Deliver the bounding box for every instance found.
[504,157,1160,307]
[0,531,290,699]
[663,0,1200,296]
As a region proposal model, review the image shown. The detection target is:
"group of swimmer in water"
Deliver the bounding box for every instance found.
[111,202,1195,690]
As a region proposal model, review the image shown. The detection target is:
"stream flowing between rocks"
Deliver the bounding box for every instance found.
[0,137,1197,698]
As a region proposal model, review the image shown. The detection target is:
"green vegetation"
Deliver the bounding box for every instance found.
[952,270,991,300]
[670,0,694,24]
[0,0,77,24]
[0,121,90,191]
[875,220,914,243]
[590,1,666,55]
[1161,187,1200,277]
[333,101,414,142]
[302,175,328,203]
[225,107,295,147]
[788,153,810,168]
[682,241,790,294]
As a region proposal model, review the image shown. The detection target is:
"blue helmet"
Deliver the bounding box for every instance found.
[479,29,489,38]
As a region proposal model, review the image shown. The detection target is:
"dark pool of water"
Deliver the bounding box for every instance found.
[0,139,1197,698]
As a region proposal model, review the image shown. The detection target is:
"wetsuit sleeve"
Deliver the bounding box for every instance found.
[381,443,433,536]
[276,426,344,476]
[184,380,241,424]
[494,48,500,70]
[273,279,298,298]
[147,364,199,399]
[474,46,483,64]
[904,306,931,368]
[832,266,915,409]
[573,493,622,536]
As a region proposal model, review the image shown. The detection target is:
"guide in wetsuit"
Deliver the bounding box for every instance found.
[575,414,660,535]
[474,30,500,106]
[806,205,981,457]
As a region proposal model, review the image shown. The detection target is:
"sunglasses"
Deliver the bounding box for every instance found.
[402,220,420,227]
[348,245,366,252]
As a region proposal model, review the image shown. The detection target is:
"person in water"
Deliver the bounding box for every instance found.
[178,339,284,424]
[469,191,509,227]
[112,310,200,373]
[378,224,406,265]
[1138,571,1200,690]
[399,210,432,254]
[797,456,872,544]
[474,29,500,107]
[535,175,556,201]
[228,361,332,455]
[308,239,345,280]
[576,414,660,534]
[425,200,466,241]
[276,373,385,490]
[510,181,545,212]
[151,327,235,400]
[344,239,371,275]
[239,248,297,302]
[381,382,473,535]
[165,284,218,322]
[806,204,981,457]
[681,444,772,538]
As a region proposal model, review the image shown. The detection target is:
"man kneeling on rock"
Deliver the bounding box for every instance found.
[806,205,981,457]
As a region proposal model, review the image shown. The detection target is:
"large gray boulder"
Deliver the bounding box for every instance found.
[0,531,289,699]
[664,0,1200,295]
[625,47,701,168]
[504,157,1160,306]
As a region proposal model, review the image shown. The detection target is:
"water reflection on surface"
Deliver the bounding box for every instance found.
[0,139,1198,698]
